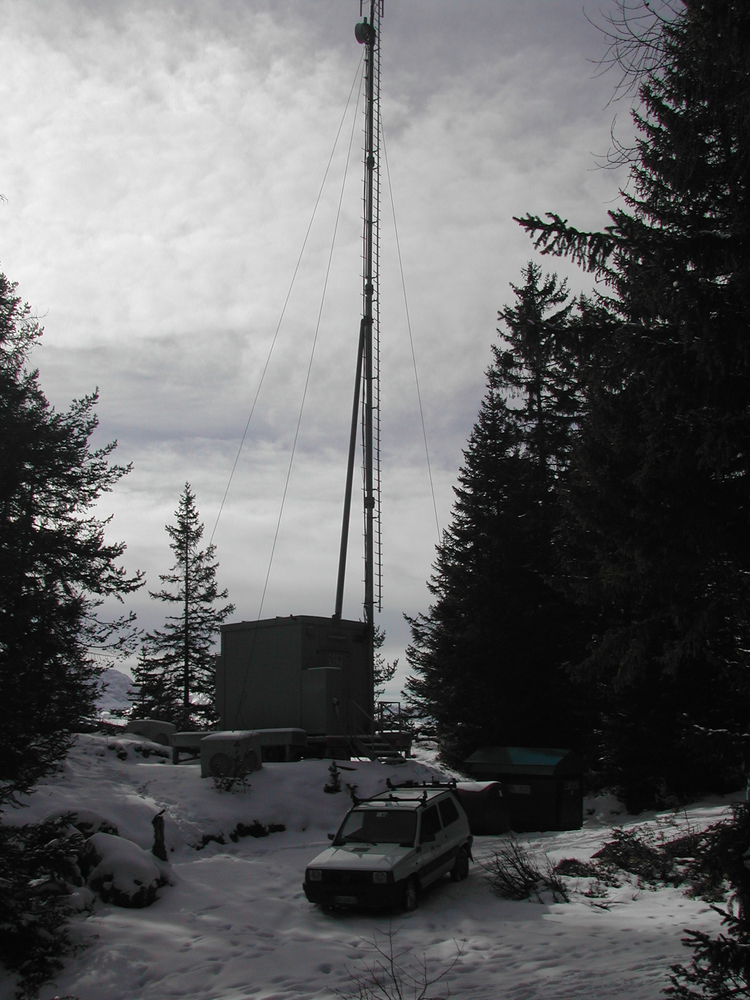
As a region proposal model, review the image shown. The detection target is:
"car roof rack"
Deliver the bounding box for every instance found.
[349,778,458,808]
[385,778,457,791]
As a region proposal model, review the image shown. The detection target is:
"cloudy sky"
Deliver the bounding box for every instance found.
[0,0,635,695]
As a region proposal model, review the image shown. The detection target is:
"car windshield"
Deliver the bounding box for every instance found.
[337,808,417,846]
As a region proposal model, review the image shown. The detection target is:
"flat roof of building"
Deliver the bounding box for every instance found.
[222,614,367,634]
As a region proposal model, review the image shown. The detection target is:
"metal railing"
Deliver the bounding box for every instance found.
[344,698,410,760]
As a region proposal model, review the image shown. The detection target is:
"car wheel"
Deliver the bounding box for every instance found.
[402,877,419,912]
[450,848,470,882]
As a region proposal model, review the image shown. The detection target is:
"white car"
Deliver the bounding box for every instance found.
[303,783,473,911]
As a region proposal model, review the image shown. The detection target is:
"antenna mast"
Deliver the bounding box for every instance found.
[335,0,383,638]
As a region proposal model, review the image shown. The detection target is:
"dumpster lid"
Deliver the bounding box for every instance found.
[455,780,503,794]
[463,747,582,776]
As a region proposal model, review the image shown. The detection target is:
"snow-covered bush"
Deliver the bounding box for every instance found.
[592,826,676,886]
[666,804,750,999]
[43,808,119,839]
[585,816,743,901]
[0,817,84,999]
[81,831,169,908]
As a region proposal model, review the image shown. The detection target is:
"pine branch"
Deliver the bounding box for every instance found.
[514,213,618,276]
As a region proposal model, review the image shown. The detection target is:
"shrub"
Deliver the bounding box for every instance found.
[554,858,600,878]
[324,761,342,794]
[481,835,569,903]
[338,927,461,1000]
[592,827,676,886]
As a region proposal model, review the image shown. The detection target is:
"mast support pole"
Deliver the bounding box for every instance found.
[334,319,366,620]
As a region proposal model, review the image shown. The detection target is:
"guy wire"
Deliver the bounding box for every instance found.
[382,121,441,544]
[256,59,364,620]
[209,50,365,546]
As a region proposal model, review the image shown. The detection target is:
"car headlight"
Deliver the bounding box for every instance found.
[308,869,322,882]
[372,871,387,884]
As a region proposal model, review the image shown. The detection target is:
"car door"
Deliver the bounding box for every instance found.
[435,794,463,874]
[436,796,459,878]
[416,804,444,887]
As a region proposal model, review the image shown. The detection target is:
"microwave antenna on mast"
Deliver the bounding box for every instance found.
[335,0,384,662]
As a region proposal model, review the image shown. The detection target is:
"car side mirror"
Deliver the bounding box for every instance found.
[327,833,334,840]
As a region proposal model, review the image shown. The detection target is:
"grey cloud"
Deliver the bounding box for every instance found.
[1,0,630,683]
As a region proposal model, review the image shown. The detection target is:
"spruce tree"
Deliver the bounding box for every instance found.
[517,0,750,804]
[0,272,143,804]
[373,626,398,702]
[130,484,234,729]
[128,646,180,723]
[405,264,594,765]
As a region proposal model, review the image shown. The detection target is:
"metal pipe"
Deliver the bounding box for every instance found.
[334,319,366,619]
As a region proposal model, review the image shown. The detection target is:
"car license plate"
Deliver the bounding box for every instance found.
[334,895,357,905]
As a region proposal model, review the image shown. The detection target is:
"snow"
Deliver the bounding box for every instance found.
[0,734,741,1000]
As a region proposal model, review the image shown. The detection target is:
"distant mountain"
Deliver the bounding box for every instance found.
[97,667,136,717]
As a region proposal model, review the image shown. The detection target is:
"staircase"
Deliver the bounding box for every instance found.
[350,734,405,762]
[347,700,411,762]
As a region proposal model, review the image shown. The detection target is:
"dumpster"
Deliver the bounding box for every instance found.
[463,747,583,832]
[454,781,509,835]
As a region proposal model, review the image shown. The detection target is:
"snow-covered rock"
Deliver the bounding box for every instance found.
[82,832,169,908]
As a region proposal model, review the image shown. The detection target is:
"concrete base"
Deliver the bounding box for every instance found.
[200,731,263,779]
[125,719,176,747]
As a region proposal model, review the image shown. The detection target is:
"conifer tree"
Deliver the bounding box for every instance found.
[0,272,143,804]
[130,484,234,729]
[128,646,180,723]
[518,0,750,805]
[405,264,594,765]
[373,626,398,702]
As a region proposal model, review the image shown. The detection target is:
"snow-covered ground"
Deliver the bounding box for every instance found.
[1,734,739,1000]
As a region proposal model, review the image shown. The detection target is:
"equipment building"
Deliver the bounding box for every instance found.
[216,615,371,737]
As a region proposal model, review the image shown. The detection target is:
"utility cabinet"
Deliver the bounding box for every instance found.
[216,615,371,737]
